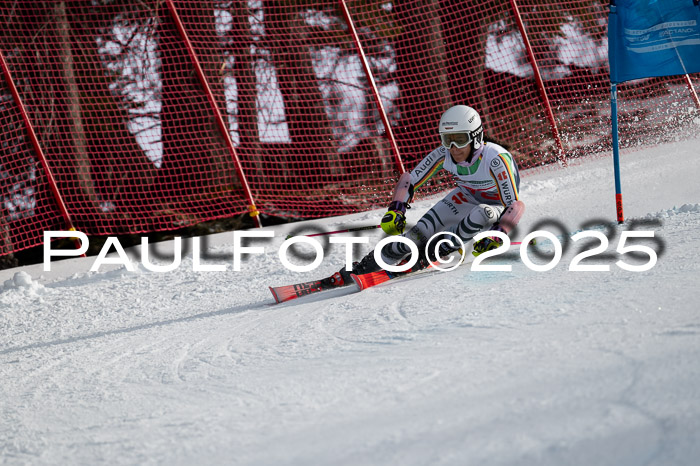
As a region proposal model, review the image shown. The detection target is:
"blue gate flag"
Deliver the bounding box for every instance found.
[609,0,700,83]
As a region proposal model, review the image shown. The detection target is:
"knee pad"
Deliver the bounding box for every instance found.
[472,204,500,226]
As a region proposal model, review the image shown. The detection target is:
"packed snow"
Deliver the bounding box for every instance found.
[1,135,700,465]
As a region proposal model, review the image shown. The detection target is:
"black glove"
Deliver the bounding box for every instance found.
[415,234,462,271]
[428,233,462,261]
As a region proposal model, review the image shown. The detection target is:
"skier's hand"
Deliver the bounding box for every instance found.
[426,233,461,262]
[381,211,406,235]
[381,201,407,235]
[472,236,504,257]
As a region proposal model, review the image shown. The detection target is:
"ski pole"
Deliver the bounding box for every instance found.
[285,225,381,240]
[286,226,536,245]
[512,240,537,245]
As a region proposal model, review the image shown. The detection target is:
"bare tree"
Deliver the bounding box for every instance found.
[68,0,159,230]
[219,0,267,181]
[3,1,115,232]
[264,0,345,180]
[156,1,240,219]
[394,0,453,165]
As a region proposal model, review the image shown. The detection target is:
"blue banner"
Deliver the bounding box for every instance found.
[609,0,700,83]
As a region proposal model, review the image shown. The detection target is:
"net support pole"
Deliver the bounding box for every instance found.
[0,49,84,252]
[610,83,624,223]
[508,0,565,160]
[683,74,700,109]
[165,0,262,228]
[608,1,624,223]
[339,0,406,174]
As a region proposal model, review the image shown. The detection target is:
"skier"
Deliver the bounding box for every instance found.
[328,104,525,286]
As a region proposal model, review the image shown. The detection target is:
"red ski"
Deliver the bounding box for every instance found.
[350,270,393,290]
[270,279,330,304]
[350,264,434,291]
[270,254,465,303]
[269,272,353,304]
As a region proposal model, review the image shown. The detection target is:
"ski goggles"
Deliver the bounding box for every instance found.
[440,132,472,149]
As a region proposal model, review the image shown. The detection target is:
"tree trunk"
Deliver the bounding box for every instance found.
[12,1,109,232]
[395,0,453,166]
[265,0,345,181]
[438,0,495,127]
[67,0,159,231]
[227,1,268,183]
[156,1,239,218]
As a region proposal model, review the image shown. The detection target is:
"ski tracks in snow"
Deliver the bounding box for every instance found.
[2,142,700,463]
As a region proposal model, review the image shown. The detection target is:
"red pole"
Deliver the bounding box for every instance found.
[339,0,406,174]
[508,0,565,159]
[0,49,84,251]
[683,74,700,109]
[165,0,262,227]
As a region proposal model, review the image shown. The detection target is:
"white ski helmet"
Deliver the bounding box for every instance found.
[439,105,484,150]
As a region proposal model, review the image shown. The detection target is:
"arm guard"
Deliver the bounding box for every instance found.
[494,200,525,234]
[391,172,414,207]
[381,172,414,235]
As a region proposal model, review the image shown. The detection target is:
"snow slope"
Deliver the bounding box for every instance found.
[2,136,700,465]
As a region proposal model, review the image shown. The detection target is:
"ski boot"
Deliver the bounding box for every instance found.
[323,251,384,288]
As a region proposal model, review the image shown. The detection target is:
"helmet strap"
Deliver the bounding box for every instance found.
[466,143,476,163]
